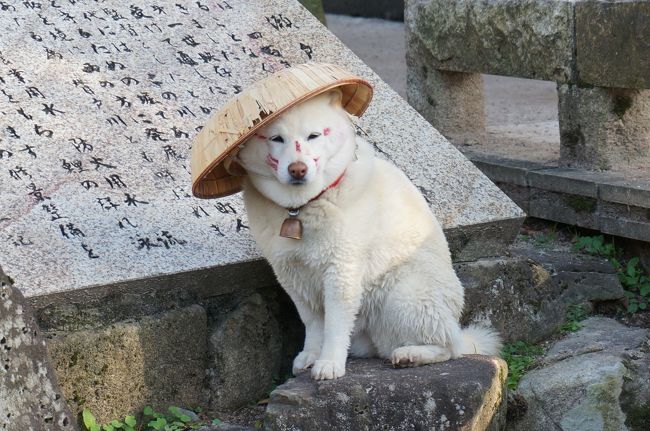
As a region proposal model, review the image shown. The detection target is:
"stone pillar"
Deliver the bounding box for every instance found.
[406,36,486,146]
[558,84,650,170]
[0,267,76,431]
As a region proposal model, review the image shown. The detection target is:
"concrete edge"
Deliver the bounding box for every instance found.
[468,153,650,242]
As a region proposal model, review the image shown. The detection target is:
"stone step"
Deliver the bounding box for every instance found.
[468,153,650,243]
[265,356,507,431]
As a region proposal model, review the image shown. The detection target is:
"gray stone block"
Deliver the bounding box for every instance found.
[558,84,650,170]
[458,256,565,343]
[599,178,650,209]
[46,305,207,423]
[600,216,650,243]
[529,188,599,230]
[405,0,575,82]
[510,318,650,431]
[0,266,76,431]
[265,356,507,431]
[527,168,601,198]
[446,217,524,262]
[207,294,282,411]
[406,35,486,145]
[576,1,650,89]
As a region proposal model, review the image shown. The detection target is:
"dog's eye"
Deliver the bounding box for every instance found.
[270,136,284,143]
[307,133,321,140]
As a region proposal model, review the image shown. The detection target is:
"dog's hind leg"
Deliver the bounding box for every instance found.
[349,331,377,358]
[390,345,451,367]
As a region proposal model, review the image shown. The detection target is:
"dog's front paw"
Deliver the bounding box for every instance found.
[311,359,345,380]
[292,350,319,375]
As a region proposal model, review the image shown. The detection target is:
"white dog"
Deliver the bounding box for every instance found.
[236,90,501,380]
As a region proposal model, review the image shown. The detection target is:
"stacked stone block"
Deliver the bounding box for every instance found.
[406,0,650,171]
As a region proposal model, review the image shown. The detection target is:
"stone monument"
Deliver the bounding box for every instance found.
[0,0,523,302]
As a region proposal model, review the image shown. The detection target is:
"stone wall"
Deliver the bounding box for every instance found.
[37,276,302,424]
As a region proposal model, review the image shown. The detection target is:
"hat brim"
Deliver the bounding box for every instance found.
[191,63,373,199]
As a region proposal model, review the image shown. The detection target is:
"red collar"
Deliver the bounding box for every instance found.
[309,170,346,203]
[289,170,346,210]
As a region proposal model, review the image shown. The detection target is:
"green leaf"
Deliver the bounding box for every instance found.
[124,416,136,427]
[82,410,97,429]
[639,302,647,310]
[148,417,167,430]
[143,406,154,416]
[640,284,650,297]
[110,420,123,428]
[90,425,101,431]
[211,419,222,426]
[628,302,639,313]
[168,406,181,417]
[102,425,114,431]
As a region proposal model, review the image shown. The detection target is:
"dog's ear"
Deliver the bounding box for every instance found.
[327,88,343,107]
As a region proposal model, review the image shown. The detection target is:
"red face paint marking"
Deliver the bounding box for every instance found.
[266,154,278,171]
[323,128,331,136]
[295,141,301,153]
[255,134,267,140]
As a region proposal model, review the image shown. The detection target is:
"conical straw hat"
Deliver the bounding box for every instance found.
[191,62,373,199]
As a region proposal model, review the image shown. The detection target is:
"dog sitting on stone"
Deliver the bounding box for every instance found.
[235,89,501,380]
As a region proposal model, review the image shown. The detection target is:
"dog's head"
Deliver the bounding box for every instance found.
[237,90,357,208]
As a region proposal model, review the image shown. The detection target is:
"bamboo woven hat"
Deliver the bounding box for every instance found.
[191,62,373,199]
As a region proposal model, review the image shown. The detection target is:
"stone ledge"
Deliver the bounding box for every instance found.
[265,356,507,431]
[405,0,575,82]
[468,153,650,243]
[406,0,650,89]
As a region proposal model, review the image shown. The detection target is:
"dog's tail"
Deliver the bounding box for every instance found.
[456,324,503,356]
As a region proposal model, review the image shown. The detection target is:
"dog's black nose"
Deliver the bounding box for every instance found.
[288,161,308,180]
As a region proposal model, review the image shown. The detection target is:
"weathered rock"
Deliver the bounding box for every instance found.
[405,0,575,82]
[207,294,282,411]
[509,240,626,306]
[459,239,626,343]
[265,356,507,431]
[0,266,76,431]
[558,84,650,171]
[458,256,565,343]
[46,305,207,423]
[576,1,650,89]
[509,317,650,431]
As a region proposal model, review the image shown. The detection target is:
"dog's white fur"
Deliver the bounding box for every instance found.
[236,90,501,380]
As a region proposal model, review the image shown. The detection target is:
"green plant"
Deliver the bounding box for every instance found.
[560,304,588,333]
[82,406,210,431]
[573,235,615,257]
[617,257,650,313]
[532,231,557,247]
[574,235,650,313]
[501,341,543,390]
[82,410,137,431]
